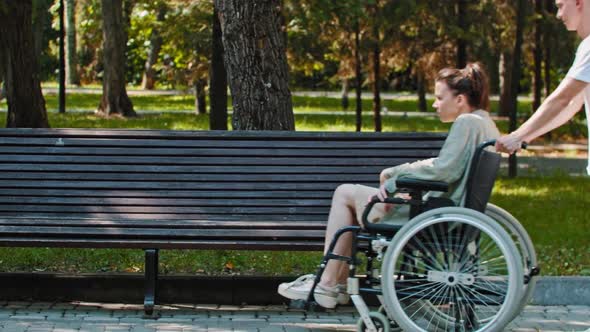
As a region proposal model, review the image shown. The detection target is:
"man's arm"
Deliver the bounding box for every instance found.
[496,77,587,153]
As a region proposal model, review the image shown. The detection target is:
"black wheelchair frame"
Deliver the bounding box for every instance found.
[298,140,539,331]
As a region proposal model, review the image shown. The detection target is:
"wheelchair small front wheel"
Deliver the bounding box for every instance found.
[381,207,524,332]
[356,311,391,332]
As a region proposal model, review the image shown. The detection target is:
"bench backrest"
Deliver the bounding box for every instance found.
[0,129,445,249]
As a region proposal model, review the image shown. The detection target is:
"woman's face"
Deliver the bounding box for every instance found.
[433,81,462,123]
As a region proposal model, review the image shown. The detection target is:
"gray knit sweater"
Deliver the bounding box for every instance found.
[382,110,500,208]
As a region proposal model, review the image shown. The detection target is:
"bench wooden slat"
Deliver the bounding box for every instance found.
[0,218,325,229]
[0,128,447,140]
[0,137,445,149]
[0,205,330,214]
[0,164,387,174]
[0,189,337,199]
[0,197,333,207]
[0,238,325,250]
[0,225,326,238]
[0,155,431,166]
[0,172,377,183]
[0,180,376,191]
[0,146,440,158]
[0,212,329,220]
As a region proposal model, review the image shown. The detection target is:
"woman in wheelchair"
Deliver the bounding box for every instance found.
[278,62,501,309]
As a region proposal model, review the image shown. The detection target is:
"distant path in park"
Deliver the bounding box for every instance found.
[41,86,532,101]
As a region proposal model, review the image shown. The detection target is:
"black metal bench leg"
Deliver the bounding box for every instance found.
[144,249,159,317]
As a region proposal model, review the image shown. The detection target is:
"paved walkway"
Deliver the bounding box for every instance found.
[0,302,588,332]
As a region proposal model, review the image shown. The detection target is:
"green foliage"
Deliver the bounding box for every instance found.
[125,3,158,85]
[155,1,212,89]
[77,0,103,83]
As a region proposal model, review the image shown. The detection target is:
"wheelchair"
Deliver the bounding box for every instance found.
[297,140,540,332]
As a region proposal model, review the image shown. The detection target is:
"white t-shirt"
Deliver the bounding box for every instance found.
[566,35,590,175]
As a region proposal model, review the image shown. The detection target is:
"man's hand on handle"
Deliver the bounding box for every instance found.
[496,133,525,154]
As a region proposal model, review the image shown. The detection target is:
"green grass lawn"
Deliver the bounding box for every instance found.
[8,110,587,142]
[1,91,533,114]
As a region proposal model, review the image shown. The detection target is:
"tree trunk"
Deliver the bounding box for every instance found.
[456,0,468,68]
[544,0,554,98]
[65,0,80,85]
[371,6,381,133]
[141,4,166,90]
[508,0,527,178]
[209,4,228,130]
[0,59,4,101]
[0,0,50,128]
[355,21,362,132]
[542,0,554,141]
[97,0,136,117]
[215,0,294,130]
[499,52,512,117]
[341,78,349,111]
[32,0,51,62]
[58,0,66,114]
[532,0,543,112]
[0,45,4,101]
[194,79,207,115]
[417,71,428,112]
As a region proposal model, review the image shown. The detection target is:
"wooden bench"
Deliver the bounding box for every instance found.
[0,128,446,315]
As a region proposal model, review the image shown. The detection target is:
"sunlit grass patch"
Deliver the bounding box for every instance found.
[492,175,590,275]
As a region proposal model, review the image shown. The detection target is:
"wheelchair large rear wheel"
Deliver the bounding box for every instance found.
[381,207,523,332]
[485,203,537,316]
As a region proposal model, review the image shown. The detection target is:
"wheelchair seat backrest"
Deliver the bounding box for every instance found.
[464,145,501,212]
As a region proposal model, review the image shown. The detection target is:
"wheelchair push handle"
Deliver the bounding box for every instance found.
[484,139,528,151]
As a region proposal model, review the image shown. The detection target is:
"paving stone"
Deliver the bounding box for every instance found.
[79,326,107,332]
[282,326,310,332]
[179,328,207,332]
[267,317,305,324]
[153,318,194,324]
[53,328,81,332]
[82,317,121,323]
[53,322,83,329]
[10,315,47,321]
[130,328,157,332]
[258,326,285,332]
[300,318,342,324]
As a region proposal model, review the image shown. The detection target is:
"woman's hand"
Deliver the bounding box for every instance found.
[368,185,395,213]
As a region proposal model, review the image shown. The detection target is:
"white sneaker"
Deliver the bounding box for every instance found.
[312,283,340,308]
[336,284,350,305]
[277,274,315,301]
[277,274,349,308]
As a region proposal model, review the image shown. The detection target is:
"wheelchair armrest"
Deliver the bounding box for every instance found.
[396,177,449,193]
